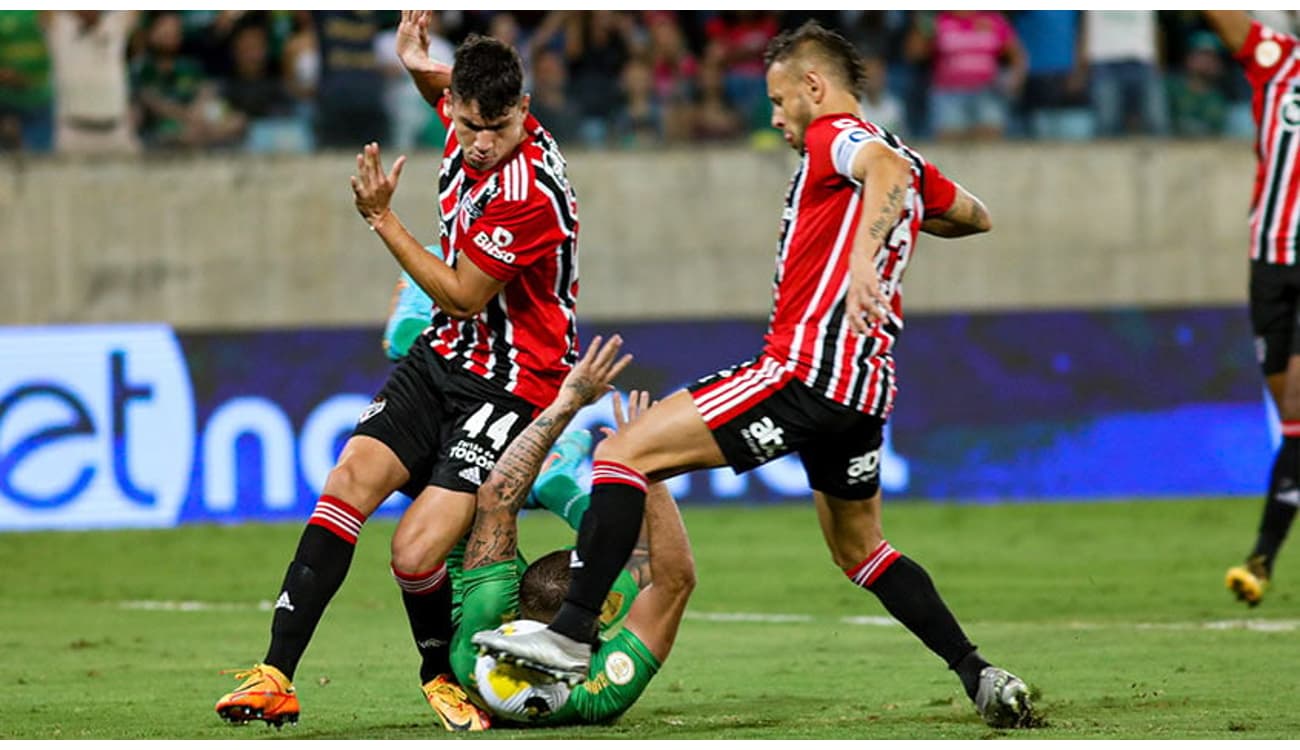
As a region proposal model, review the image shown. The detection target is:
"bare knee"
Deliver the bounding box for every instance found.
[593,430,638,468]
[323,460,383,514]
[390,527,436,575]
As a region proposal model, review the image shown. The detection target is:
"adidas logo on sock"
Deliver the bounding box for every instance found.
[459,466,483,486]
[275,591,295,612]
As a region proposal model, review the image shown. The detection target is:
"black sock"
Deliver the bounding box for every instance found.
[1251,436,1300,575]
[863,553,984,700]
[551,462,647,643]
[393,564,453,684]
[264,522,359,680]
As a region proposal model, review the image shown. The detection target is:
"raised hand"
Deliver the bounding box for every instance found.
[395,10,432,68]
[350,142,407,225]
[560,335,633,408]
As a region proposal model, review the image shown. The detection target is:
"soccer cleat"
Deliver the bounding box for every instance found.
[472,626,592,685]
[215,663,300,727]
[1225,555,1270,607]
[526,430,591,512]
[422,674,490,732]
[974,666,1035,729]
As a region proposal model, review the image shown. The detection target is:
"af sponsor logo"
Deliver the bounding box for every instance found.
[847,448,881,486]
[0,325,194,530]
[741,417,786,461]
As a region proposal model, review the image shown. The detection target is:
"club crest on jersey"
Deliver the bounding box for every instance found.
[1280,93,1300,129]
[357,398,386,424]
[457,179,501,231]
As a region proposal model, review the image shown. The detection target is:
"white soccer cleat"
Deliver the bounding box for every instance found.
[471,621,592,685]
[974,666,1036,729]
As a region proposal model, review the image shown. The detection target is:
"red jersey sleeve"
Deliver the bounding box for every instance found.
[921,161,958,218]
[805,116,886,186]
[456,189,565,283]
[1234,20,1299,88]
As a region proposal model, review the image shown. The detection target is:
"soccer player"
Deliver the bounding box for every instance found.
[476,21,1037,729]
[445,387,693,729]
[216,13,582,729]
[1204,10,1300,606]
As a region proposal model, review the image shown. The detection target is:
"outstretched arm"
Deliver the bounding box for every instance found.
[463,336,633,571]
[620,480,695,663]
[1203,10,1252,55]
[921,184,992,238]
[396,10,453,107]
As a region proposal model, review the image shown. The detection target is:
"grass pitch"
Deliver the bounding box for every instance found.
[1,497,1297,740]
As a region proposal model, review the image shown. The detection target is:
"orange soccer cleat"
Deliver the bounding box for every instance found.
[422,674,491,732]
[215,663,301,728]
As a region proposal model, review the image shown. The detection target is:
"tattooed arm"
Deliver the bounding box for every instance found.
[462,335,632,571]
[844,141,914,335]
[920,183,992,238]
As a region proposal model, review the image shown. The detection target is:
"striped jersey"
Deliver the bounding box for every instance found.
[425,97,580,408]
[1235,20,1300,265]
[763,114,928,418]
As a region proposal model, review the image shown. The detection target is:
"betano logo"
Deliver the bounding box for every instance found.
[0,325,374,531]
[0,325,194,529]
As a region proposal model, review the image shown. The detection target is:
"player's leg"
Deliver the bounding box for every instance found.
[804,418,1034,728]
[217,356,435,726]
[475,387,726,678]
[216,435,410,726]
[1229,268,1300,605]
[815,492,1034,728]
[550,389,723,645]
[391,392,535,727]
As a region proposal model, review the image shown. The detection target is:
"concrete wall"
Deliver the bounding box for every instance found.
[0,140,1257,328]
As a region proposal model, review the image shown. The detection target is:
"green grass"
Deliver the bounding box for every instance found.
[1,497,1297,739]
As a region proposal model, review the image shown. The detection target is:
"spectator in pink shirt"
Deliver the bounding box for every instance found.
[908,10,1026,140]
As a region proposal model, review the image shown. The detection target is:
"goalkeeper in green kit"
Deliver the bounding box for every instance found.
[437,336,696,729]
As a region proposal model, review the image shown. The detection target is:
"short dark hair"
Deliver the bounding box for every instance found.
[763,20,867,97]
[519,549,571,622]
[451,34,524,120]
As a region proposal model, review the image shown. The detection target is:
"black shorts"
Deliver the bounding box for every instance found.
[688,355,885,500]
[352,336,537,498]
[1249,261,1300,377]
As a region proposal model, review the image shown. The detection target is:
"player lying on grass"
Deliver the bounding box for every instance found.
[438,386,694,729]
[215,336,634,730]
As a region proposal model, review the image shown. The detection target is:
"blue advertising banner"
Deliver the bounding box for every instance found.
[0,308,1275,530]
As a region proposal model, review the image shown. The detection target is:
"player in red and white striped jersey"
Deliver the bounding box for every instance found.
[218,14,583,731]
[474,21,1037,730]
[1206,11,1300,607]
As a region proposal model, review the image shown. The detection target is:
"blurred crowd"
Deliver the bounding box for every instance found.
[0,10,1294,155]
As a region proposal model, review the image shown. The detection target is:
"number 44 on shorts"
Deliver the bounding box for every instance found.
[462,403,519,450]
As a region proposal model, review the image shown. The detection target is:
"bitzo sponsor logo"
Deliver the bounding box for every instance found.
[473,231,517,263]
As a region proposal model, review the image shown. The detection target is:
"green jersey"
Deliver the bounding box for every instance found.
[449,554,650,725]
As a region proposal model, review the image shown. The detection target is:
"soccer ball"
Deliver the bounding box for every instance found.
[473,620,574,723]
